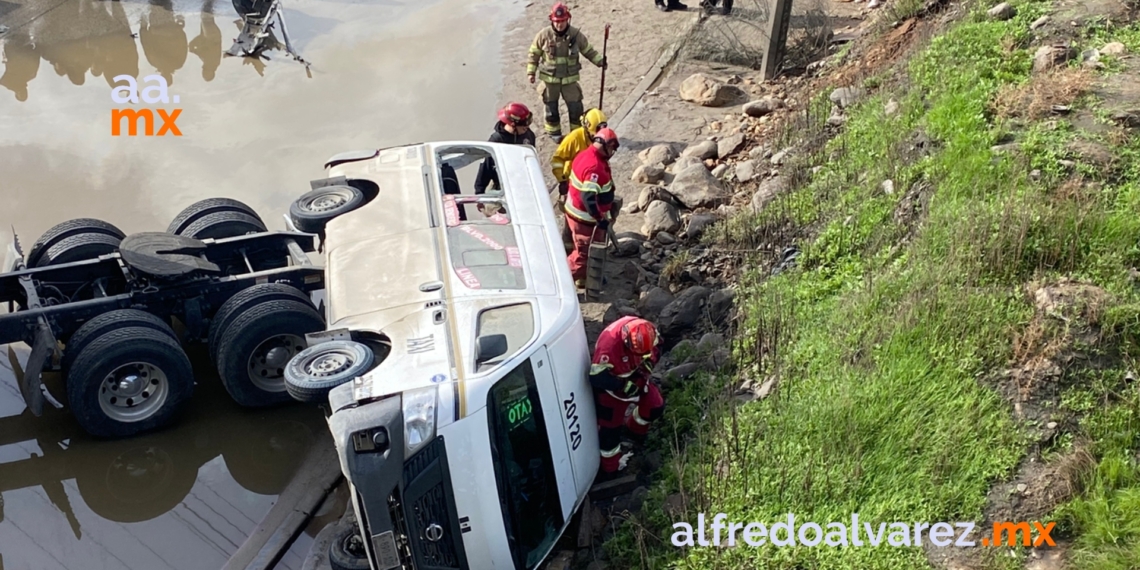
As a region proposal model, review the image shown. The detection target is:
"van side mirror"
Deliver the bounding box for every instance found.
[475,334,508,364]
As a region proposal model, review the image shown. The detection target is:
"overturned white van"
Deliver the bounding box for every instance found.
[283,141,599,570]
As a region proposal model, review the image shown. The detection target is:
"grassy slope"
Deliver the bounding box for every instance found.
[607,1,1140,568]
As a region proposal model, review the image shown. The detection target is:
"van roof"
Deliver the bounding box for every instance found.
[319,141,579,408]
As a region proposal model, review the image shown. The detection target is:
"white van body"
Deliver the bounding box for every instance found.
[314,141,599,570]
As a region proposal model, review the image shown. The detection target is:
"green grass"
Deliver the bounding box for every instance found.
[607,1,1140,568]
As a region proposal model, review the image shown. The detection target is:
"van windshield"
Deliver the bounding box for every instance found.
[487,359,563,569]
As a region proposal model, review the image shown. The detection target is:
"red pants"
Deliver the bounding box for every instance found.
[565,215,598,282]
[596,382,665,472]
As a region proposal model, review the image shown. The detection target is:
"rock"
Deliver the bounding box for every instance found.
[1047,421,1058,429]
[987,2,1015,20]
[703,158,717,170]
[707,348,730,371]
[544,551,575,570]
[708,288,735,324]
[679,73,744,107]
[697,333,724,353]
[1030,15,1049,30]
[642,200,682,238]
[663,363,701,386]
[1034,44,1076,73]
[711,163,729,179]
[756,376,776,399]
[829,86,865,109]
[992,143,1020,154]
[1101,42,1127,56]
[884,99,899,116]
[638,287,675,320]
[670,165,728,209]
[1112,110,1140,129]
[1016,483,1028,494]
[881,179,895,195]
[659,286,713,337]
[770,148,791,165]
[686,213,718,241]
[751,175,789,213]
[639,144,679,166]
[629,486,649,513]
[616,238,642,257]
[681,140,719,160]
[827,106,847,127]
[717,133,746,158]
[632,164,666,184]
[617,306,640,317]
[586,562,607,570]
[1082,48,1100,63]
[645,451,663,472]
[668,339,697,361]
[637,186,658,211]
[748,146,769,160]
[735,160,756,182]
[656,231,676,245]
[743,96,784,117]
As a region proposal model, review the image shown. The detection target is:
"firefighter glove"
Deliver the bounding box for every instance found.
[558,180,569,195]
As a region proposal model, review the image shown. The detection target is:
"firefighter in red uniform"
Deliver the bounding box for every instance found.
[564,127,619,288]
[589,316,665,473]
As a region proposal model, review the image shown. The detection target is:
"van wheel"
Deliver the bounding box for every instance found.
[289,185,365,234]
[167,198,264,235]
[34,232,124,267]
[285,341,374,403]
[63,309,178,375]
[66,327,195,439]
[216,299,325,407]
[27,218,126,268]
[208,283,315,363]
[177,211,267,240]
[328,520,371,570]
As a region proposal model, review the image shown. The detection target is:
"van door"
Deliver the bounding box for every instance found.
[528,345,578,521]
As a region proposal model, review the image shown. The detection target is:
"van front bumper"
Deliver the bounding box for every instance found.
[327,385,469,570]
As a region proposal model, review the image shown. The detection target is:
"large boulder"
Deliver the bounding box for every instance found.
[829,86,865,109]
[642,200,682,238]
[751,175,790,213]
[1034,44,1077,73]
[708,288,735,324]
[632,164,666,184]
[717,133,746,159]
[681,140,719,160]
[638,287,675,320]
[743,97,784,117]
[659,286,713,338]
[735,159,757,182]
[639,144,678,166]
[670,165,729,209]
[679,73,744,107]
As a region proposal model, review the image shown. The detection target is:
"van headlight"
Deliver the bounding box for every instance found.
[403,386,437,455]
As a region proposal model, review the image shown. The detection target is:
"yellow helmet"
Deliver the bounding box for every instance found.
[582,109,608,136]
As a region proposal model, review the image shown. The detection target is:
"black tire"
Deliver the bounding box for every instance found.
[216,299,325,407]
[62,309,178,375]
[208,283,315,365]
[289,185,366,234]
[26,218,126,268]
[177,211,267,240]
[34,232,123,267]
[167,197,264,235]
[74,438,198,523]
[66,327,195,439]
[328,520,371,570]
[285,341,375,403]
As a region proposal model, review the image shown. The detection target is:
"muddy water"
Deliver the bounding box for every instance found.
[0,0,520,567]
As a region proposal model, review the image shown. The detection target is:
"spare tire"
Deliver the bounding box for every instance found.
[167,198,263,235]
[285,341,374,403]
[35,232,123,267]
[289,186,366,234]
[178,211,267,240]
[27,218,125,268]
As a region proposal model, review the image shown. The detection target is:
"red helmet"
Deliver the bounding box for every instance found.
[593,127,619,149]
[498,102,532,127]
[621,319,659,355]
[549,2,571,22]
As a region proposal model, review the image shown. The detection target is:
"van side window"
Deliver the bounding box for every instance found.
[476,304,535,372]
[487,358,563,570]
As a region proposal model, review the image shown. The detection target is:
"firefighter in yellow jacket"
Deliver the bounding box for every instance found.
[527,2,606,142]
[551,108,608,200]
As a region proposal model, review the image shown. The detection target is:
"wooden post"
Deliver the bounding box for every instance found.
[761,0,795,80]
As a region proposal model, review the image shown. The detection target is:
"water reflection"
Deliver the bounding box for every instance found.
[0,0,257,102]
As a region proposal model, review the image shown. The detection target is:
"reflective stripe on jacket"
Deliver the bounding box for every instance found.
[526,25,602,84]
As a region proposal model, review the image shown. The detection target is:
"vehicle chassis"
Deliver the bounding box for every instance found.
[0,231,325,420]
